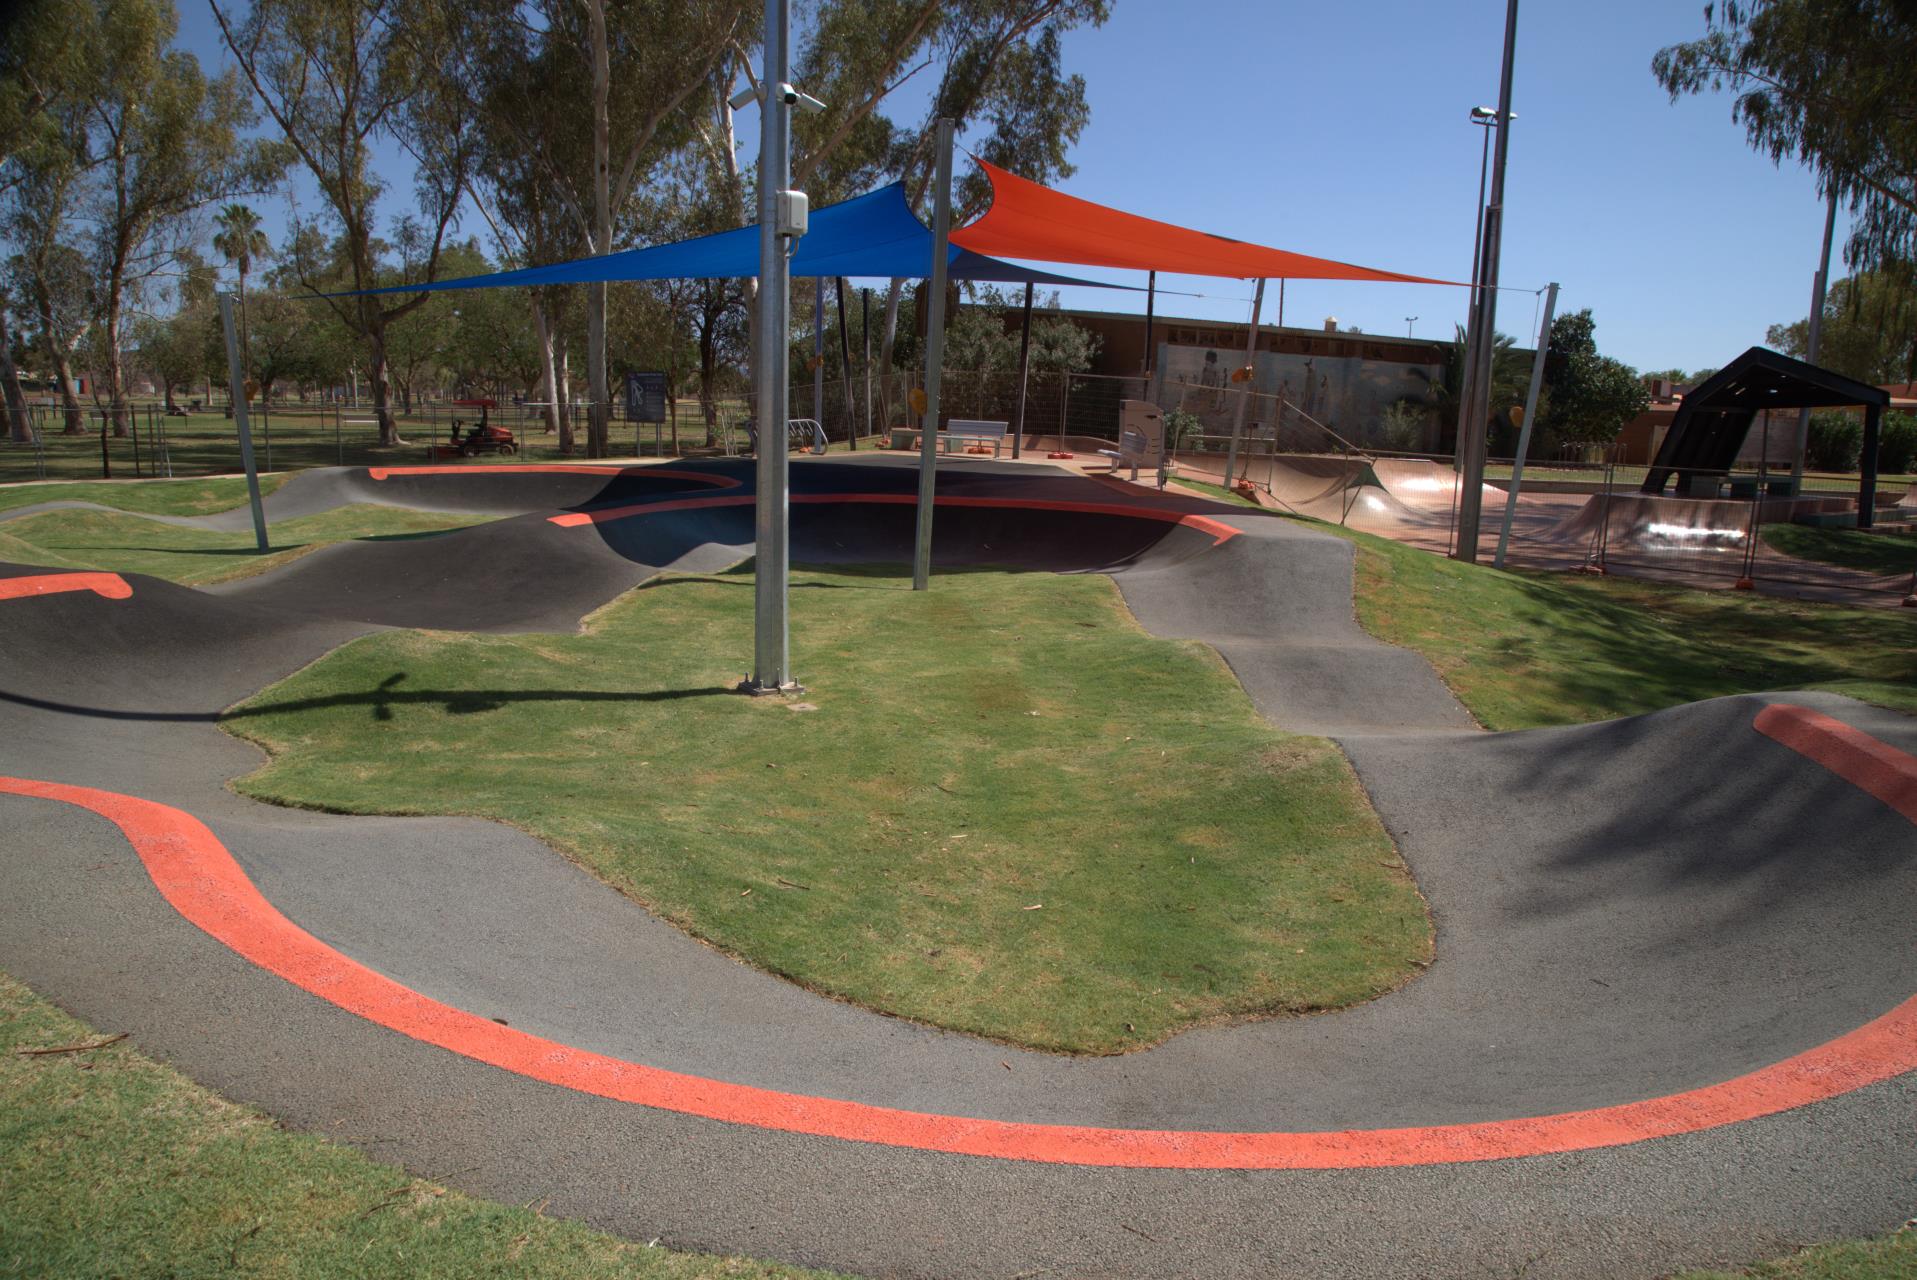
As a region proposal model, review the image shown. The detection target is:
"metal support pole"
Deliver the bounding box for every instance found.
[1860,402,1882,529]
[746,0,797,692]
[1455,0,1520,563]
[862,288,872,444]
[1012,281,1034,460]
[1791,188,1839,491]
[1223,278,1265,492]
[219,293,270,552]
[1493,281,1558,569]
[813,274,825,440]
[912,117,955,592]
[836,276,854,450]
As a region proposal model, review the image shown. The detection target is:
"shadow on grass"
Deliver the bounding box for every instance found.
[0,674,736,724]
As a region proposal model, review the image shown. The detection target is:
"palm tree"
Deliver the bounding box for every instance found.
[213,204,270,410]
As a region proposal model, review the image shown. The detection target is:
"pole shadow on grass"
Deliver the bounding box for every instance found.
[0,675,736,725]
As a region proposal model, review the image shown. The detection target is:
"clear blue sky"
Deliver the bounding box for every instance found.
[177,0,1838,373]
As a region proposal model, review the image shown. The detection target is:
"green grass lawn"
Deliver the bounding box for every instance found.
[1,403,737,483]
[224,564,1431,1055]
[0,473,290,516]
[0,505,497,585]
[1326,518,1917,730]
[1762,522,1917,577]
[1673,1232,1917,1279]
[0,970,839,1280]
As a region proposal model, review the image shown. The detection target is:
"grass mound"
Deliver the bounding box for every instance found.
[225,564,1430,1055]
[0,505,497,585]
[1762,522,1917,578]
[0,473,289,515]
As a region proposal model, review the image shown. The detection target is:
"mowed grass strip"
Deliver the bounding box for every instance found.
[0,505,498,585]
[1673,1231,1917,1280]
[1762,521,1917,577]
[1325,518,1917,729]
[0,971,840,1280]
[0,472,289,516]
[225,564,1430,1055]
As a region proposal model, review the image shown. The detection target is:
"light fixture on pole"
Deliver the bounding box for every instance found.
[1405,316,1418,337]
[1455,105,1503,483]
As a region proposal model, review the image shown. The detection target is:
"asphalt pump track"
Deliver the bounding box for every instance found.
[1,455,1913,1279]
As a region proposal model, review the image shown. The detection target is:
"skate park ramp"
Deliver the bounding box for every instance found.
[0,455,1914,1279]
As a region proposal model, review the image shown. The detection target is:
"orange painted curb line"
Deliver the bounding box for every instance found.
[1755,703,1917,824]
[548,492,1241,546]
[367,464,741,490]
[0,572,133,602]
[6,713,1914,1168]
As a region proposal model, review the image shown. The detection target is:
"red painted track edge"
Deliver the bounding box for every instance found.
[547,492,1241,545]
[0,572,133,602]
[6,702,1915,1169]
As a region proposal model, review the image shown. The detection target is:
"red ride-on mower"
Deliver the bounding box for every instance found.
[428,398,517,459]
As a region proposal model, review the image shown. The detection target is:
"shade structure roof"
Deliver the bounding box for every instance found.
[351,183,1123,297]
[949,158,1450,284]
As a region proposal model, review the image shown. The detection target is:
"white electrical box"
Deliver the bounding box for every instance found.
[775,189,809,238]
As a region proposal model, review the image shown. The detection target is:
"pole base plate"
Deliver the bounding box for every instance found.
[737,678,807,697]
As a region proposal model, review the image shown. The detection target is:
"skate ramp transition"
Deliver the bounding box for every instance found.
[0,454,1913,1280]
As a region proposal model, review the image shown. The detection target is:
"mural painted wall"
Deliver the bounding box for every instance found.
[1156,342,1440,446]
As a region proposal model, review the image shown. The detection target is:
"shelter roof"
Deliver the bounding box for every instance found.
[948,158,1451,284]
[348,184,1124,297]
[1683,347,1890,412]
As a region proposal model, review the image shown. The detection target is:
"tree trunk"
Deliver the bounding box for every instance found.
[531,297,559,434]
[0,303,31,443]
[50,348,84,434]
[556,341,575,455]
[878,277,905,427]
[365,315,403,447]
[104,286,131,437]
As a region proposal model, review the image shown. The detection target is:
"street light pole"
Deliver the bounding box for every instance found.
[1791,188,1839,490]
[744,0,804,693]
[1456,0,1521,564]
[1405,316,1418,337]
[1454,106,1498,477]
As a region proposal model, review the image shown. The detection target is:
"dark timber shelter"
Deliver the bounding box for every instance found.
[1642,346,1890,528]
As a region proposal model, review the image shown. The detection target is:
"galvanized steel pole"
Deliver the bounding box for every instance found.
[1493,281,1557,569]
[1011,280,1033,460]
[1455,0,1520,563]
[912,117,955,592]
[1791,188,1839,490]
[1223,277,1265,493]
[747,0,797,691]
[218,293,269,552]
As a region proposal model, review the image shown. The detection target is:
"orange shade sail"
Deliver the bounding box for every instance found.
[950,158,1453,285]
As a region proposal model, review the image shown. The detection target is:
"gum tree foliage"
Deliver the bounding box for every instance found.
[213,0,477,447]
[439,0,752,458]
[1654,2,1917,306]
[1765,270,1917,383]
[1539,309,1649,445]
[3,96,97,438]
[943,286,1100,374]
[0,0,102,436]
[84,0,276,436]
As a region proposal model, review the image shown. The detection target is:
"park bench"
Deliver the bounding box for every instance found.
[745,417,828,455]
[945,419,1009,456]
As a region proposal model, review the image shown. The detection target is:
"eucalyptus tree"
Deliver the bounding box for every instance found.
[441,0,752,458]
[213,0,477,446]
[82,0,275,436]
[2,109,94,436]
[0,0,101,438]
[1656,1,1917,296]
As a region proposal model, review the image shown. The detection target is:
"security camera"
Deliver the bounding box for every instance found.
[728,84,759,111]
[777,83,827,114]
